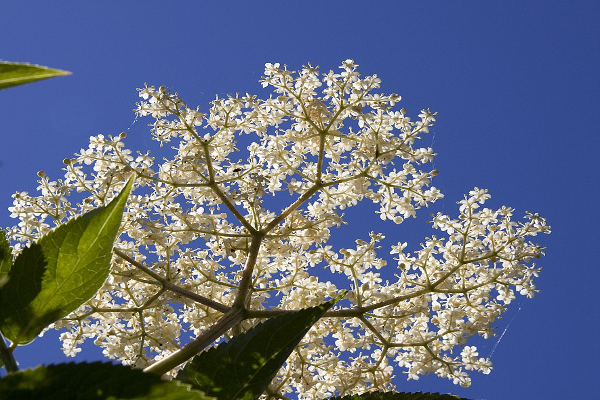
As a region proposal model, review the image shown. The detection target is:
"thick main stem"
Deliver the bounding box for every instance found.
[0,333,18,373]
[232,233,264,309]
[143,307,244,375]
[142,231,264,375]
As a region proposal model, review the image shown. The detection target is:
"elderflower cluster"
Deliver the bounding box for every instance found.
[6,60,549,398]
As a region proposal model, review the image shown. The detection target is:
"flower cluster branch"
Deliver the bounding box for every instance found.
[6,60,549,398]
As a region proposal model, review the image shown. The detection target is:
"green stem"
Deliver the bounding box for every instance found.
[143,307,244,375]
[0,332,18,373]
[231,233,263,309]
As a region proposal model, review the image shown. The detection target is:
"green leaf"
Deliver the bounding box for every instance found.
[0,176,134,344]
[327,392,471,400]
[0,62,70,90]
[0,231,11,289]
[177,297,341,400]
[0,362,214,400]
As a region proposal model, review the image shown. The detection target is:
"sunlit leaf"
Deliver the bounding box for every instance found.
[177,297,341,400]
[0,176,134,344]
[0,362,214,400]
[0,62,70,90]
[0,231,11,289]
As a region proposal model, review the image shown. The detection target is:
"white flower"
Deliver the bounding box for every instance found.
[6,61,550,398]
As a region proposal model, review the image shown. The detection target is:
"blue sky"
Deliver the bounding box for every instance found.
[1,1,598,399]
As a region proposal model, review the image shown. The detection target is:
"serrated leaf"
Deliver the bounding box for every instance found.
[0,176,134,344]
[0,62,70,90]
[0,231,11,289]
[177,297,341,400]
[328,392,471,400]
[0,362,214,400]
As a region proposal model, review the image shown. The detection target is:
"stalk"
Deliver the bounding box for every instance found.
[0,332,18,373]
[143,307,244,375]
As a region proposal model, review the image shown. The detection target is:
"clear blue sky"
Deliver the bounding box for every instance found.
[1,1,598,399]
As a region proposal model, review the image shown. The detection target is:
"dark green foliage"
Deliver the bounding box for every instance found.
[177,298,339,400]
[0,362,214,400]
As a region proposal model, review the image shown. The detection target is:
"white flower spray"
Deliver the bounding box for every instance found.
[7,61,549,399]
